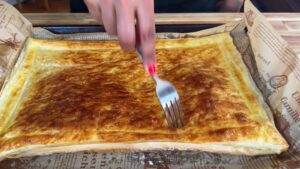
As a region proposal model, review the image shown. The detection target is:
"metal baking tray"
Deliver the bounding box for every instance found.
[41,24,220,34]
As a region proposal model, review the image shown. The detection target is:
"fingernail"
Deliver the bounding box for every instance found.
[147,63,157,76]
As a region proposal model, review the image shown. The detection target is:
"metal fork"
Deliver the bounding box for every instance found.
[137,51,184,128]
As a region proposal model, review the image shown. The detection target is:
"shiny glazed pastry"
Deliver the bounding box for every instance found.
[0,33,288,160]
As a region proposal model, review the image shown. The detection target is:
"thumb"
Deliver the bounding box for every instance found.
[137,44,156,75]
[135,0,156,75]
[139,44,156,75]
[136,29,156,75]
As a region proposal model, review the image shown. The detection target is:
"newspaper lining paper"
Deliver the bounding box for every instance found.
[0,0,299,168]
[0,1,31,87]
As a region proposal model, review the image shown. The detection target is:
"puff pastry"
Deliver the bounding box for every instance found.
[0,33,288,160]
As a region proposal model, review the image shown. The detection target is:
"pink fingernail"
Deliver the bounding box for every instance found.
[147,63,157,76]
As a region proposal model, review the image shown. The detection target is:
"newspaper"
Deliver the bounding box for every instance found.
[0,1,31,86]
[0,0,300,168]
[244,0,300,153]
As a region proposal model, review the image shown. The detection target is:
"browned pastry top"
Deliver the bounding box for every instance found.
[0,33,288,157]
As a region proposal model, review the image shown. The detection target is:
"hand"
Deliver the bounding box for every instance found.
[84,0,156,73]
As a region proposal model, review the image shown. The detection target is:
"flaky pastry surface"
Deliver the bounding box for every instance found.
[0,33,288,160]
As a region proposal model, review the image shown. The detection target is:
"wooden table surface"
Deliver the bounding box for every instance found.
[24,13,300,54]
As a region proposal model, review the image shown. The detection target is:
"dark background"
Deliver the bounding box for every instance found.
[70,0,300,13]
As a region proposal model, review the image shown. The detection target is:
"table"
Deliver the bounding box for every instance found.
[24,13,300,55]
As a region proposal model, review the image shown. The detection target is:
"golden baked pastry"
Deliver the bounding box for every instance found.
[0,33,288,160]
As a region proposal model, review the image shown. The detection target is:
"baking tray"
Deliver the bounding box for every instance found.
[41,24,220,34]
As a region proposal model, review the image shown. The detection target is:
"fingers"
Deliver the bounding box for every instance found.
[136,0,156,69]
[84,0,102,24]
[99,0,117,35]
[84,0,156,63]
[114,0,136,51]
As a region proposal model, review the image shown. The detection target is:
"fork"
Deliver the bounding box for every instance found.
[137,51,184,128]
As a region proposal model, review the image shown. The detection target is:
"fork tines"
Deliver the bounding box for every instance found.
[164,99,184,128]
